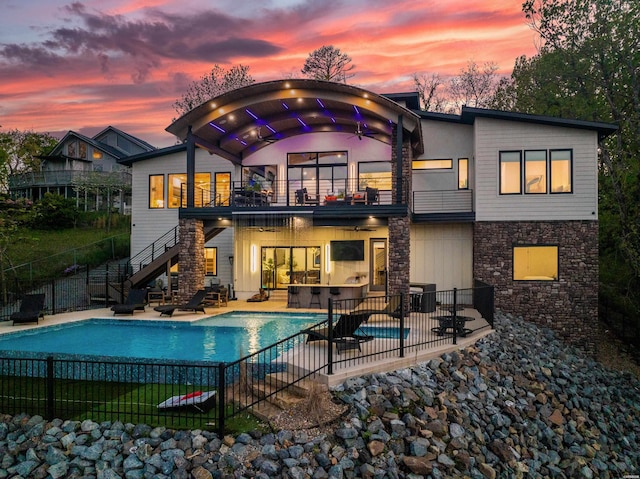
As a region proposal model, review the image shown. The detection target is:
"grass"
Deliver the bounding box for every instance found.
[3,221,130,281]
[0,374,265,432]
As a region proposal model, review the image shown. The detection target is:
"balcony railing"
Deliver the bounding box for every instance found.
[412,189,473,214]
[8,170,132,189]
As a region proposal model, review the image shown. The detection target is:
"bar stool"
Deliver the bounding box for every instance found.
[329,286,341,305]
[288,286,300,308]
[309,286,322,308]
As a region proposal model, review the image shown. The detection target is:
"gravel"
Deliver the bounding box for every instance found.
[0,311,638,478]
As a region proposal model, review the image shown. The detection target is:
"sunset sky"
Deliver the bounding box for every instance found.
[0,0,539,147]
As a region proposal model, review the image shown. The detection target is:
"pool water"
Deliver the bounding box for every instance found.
[0,312,326,363]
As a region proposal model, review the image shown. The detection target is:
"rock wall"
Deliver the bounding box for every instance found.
[178,218,205,303]
[473,220,598,353]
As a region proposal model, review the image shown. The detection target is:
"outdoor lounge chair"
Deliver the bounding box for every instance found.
[352,295,403,320]
[110,289,147,315]
[302,312,373,352]
[157,390,216,413]
[11,293,45,325]
[154,289,209,317]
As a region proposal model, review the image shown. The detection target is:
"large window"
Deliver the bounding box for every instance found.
[524,150,547,194]
[149,175,164,208]
[261,246,321,289]
[358,161,391,190]
[204,247,217,276]
[288,151,347,197]
[550,149,573,193]
[499,151,522,194]
[168,173,211,208]
[513,245,558,281]
[412,159,453,170]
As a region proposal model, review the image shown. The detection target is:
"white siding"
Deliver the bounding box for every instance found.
[413,121,474,192]
[410,224,473,290]
[474,118,598,221]
[130,148,235,284]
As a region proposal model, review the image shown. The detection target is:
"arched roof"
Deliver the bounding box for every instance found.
[166,79,423,162]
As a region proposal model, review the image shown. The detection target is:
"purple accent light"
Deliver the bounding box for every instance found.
[265,125,277,134]
[282,102,289,110]
[245,109,258,120]
[316,98,325,108]
[296,117,308,127]
[209,122,226,133]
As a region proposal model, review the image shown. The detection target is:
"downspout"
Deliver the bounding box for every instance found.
[186,126,195,208]
[395,115,403,204]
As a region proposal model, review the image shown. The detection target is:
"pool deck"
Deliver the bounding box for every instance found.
[0,295,493,387]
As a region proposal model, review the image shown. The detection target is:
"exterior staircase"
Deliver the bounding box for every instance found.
[127,225,225,288]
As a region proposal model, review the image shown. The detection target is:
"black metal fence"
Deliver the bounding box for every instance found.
[0,268,130,321]
[0,285,494,434]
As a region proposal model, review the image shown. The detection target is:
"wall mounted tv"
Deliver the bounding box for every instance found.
[330,240,365,261]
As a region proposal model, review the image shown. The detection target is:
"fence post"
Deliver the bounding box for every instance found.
[50,279,56,315]
[399,293,405,358]
[452,288,458,345]
[327,299,334,375]
[46,356,55,420]
[217,362,226,436]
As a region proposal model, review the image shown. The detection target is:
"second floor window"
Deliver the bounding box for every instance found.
[358,161,391,190]
[149,175,164,208]
[168,173,211,208]
[499,151,522,194]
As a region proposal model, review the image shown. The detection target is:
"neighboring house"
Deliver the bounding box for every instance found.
[9,126,156,213]
[119,79,616,352]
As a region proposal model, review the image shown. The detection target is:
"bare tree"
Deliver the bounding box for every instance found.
[301,45,355,83]
[449,61,501,111]
[173,64,255,116]
[412,73,447,112]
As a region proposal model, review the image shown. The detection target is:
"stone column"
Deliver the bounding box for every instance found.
[178,218,205,303]
[389,125,412,301]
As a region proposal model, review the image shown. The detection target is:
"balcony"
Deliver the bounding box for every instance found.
[8,170,132,189]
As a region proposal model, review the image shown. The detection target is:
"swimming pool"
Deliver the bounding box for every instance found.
[0,312,325,363]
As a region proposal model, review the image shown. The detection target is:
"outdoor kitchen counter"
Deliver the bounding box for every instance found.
[287,283,368,309]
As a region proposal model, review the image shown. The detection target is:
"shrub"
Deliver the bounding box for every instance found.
[30,193,79,230]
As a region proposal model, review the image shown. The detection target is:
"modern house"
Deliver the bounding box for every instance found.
[9,126,155,213]
[119,79,616,352]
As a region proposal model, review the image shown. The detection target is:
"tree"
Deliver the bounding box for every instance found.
[448,60,501,111]
[301,45,355,83]
[0,129,58,193]
[173,64,255,116]
[412,73,447,112]
[71,171,131,231]
[504,0,640,315]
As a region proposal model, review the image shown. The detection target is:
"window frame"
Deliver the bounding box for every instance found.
[358,161,392,191]
[412,159,453,170]
[524,150,548,194]
[550,149,573,194]
[512,244,559,281]
[458,158,469,190]
[167,172,211,208]
[204,247,217,276]
[149,174,165,209]
[499,150,522,195]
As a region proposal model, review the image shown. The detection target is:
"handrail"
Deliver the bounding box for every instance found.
[126,226,179,275]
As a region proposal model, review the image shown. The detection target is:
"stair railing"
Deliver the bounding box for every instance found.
[126,226,179,275]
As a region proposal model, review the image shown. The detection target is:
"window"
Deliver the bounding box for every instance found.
[215,172,231,206]
[412,159,453,170]
[204,247,217,276]
[168,173,211,208]
[550,149,572,193]
[524,150,547,194]
[288,151,347,198]
[149,175,164,208]
[513,245,558,281]
[499,151,522,194]
[458,158,469,189]
[358,161,391,190]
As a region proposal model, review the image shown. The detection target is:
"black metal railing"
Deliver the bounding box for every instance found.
[1,285,494,434]
[126,226,179,275]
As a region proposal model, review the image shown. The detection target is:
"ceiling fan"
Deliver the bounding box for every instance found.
[340,225,376,232]
[255,127,278,144]
[352,122,376,141]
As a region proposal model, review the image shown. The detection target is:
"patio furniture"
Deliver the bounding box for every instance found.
[154,290,209,317]
[110,289,147,315]
[295,188,319,206]
[431,311,473,337]
[365,187,380,205]
[353,295,403,320]
[11,293,45,325]
[147,288,166,305]
[309,286,322,308]
[303,312,373,353]
[287,285,300,308]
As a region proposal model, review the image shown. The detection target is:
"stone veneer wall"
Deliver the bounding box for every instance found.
[473,221,598,354]
[388,128,412,299]
[178,218,205,303]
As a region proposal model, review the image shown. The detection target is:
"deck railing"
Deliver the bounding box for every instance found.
[0,285,494,434]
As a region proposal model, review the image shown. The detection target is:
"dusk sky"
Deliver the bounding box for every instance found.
[0,1,539,147]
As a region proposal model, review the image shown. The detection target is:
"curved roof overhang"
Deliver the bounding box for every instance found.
[166,79,424,163]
